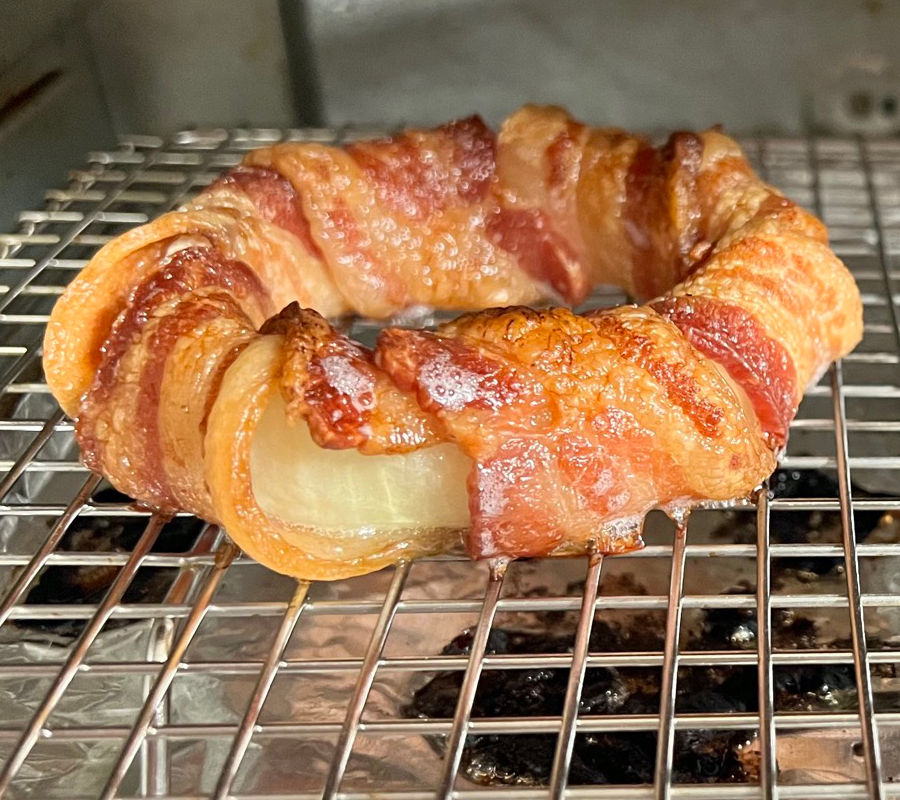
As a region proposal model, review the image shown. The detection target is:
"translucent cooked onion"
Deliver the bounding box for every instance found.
[250,394,473,530]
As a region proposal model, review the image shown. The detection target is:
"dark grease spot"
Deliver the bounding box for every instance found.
[16,488,205,639]
[409,470,891,786]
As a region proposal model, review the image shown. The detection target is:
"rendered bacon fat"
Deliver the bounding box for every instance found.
[377,306,773,558]
[43,106,863,580]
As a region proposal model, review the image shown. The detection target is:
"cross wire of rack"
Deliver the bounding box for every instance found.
[0,127,899,800]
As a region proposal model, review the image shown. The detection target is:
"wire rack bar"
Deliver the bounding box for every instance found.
[142,524,224,796]
[548,552,603,797]
[437,567,506,798]
[99,539,239,800]
[84,789,900,800]
[755,487,777,800]
[14,587,900,621]
[0,347,45,402]
[3,644,900,683]
[0,129,897,799]
[832,361,884,800]
[0,151,161,316]
[46,791,885,800]
[0,515,165,794]
[77,788,900,800]
[4,708,900,739]
[81,783,900,800]
[653,520,689,800]
[1,644,900,683]
[323,562,412,798]
[858,138,900,354]
[0,473,101,628]
[213,580,311,799]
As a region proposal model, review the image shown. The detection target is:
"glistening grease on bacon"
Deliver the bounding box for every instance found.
[587,310,726,439]
[374,323,576,558]
[375,326,545,417]
[652,295,798,448]
[43,106,863,580]
[209,166,324,258]
[545,117,588,190]
[346,115,496,218]
[262,303,442,454]
[486,208,588,303]
[373,305,774,560]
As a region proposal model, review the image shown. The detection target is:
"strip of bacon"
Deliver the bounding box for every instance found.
[76,248,266,514]
[652,295,797,448]
[42,106,864,580]
[486,207,588,303]
[210,166,323,258]
[346,115,496,217]
[262,303,443,454]
[376,306,773,559]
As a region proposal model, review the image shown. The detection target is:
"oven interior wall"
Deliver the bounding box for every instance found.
[2,0,900,230]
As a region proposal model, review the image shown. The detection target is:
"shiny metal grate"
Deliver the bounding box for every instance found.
[0,129,899,800]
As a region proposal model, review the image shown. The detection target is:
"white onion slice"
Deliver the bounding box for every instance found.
[251,395,473,530]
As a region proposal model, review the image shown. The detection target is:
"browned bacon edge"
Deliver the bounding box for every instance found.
[50,106,862,577]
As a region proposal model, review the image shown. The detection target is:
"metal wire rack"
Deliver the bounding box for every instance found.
[0,127,899,800]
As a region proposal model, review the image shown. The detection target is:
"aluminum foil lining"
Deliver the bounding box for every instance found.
[3,391,900,797]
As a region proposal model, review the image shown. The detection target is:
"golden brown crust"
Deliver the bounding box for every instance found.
[264,303,444,453]
[204,336,458,581]
[43,106,863,579]
[376,305,773,558]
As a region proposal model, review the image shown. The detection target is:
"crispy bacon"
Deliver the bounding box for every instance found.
[486,207,588,303]
[377,306,773,558]
[209,166,323,257]
[43,105,864,579]
[587,309,726,439]
[652,296,797,448]
[243,122,540,318]
[263,303,443,453]
[75,247,270,513]
[346,115,496,217]
[84,247,267,410]
[78,291,256,515]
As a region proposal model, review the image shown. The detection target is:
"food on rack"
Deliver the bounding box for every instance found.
[42,106,863,580]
